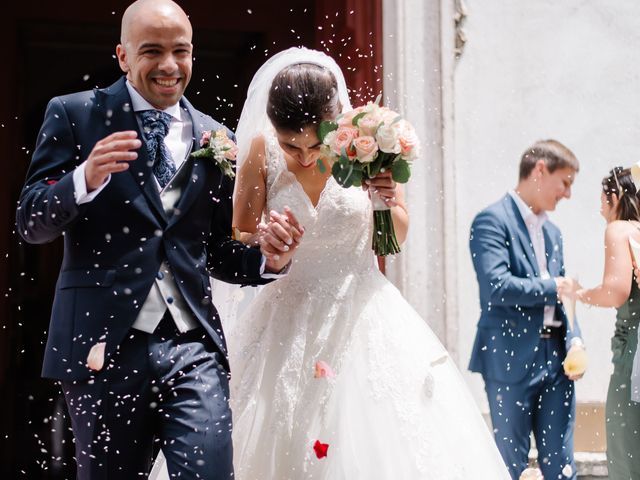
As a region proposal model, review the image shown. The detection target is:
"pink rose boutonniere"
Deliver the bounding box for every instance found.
[191,129,238,179]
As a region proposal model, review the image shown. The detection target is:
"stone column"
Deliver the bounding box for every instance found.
[382,0,459,359]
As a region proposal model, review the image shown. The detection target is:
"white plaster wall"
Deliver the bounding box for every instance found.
[454,0,640,406]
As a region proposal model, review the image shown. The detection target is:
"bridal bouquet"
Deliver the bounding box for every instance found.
[317,97,419,255]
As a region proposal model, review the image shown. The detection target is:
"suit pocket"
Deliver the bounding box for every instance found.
[58,268,116,289]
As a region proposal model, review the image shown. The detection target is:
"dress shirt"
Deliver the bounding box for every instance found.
[509,190,561,327]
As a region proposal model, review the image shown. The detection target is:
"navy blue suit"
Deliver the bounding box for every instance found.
[469,194,581,479]
[16,77,266,479]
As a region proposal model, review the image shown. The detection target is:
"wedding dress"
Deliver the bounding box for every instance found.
[227,131,511,479]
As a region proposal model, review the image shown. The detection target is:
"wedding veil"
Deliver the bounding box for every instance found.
[235,46,352,171]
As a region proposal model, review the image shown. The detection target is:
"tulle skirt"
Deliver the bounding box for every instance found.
[228,269,510,479]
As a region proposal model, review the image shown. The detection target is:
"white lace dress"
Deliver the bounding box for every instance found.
[228,134,510,479]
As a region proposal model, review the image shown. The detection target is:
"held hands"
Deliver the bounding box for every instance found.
[363,171,398,207]
[260,207,304,273]
[555,276,581,300]
[85,131,141,192]
[556,276,591,304]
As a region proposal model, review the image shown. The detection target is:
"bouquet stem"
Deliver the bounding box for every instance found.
[371,194,401,256]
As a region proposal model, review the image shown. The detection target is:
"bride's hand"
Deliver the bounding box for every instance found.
[364,171,398,207]
[260,207,304,272]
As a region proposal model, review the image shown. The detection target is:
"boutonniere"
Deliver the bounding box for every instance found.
[190,129,238,179]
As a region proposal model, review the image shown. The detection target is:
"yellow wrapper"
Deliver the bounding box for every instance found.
[563,346,588,377]
[519,467,543,480]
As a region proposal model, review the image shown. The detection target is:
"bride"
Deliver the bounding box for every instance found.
[225,47,511,479]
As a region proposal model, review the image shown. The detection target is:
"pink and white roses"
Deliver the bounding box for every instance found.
[318,97,420,255]
[191,128,238,179]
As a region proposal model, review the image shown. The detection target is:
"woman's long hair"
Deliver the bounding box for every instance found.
[602,166,640,221]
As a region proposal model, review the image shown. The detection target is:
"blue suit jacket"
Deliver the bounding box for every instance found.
[468,194,581,384]
[16,77,266,381]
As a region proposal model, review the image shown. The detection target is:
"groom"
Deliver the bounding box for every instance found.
[468,140,584,480]
[15,1,298,478]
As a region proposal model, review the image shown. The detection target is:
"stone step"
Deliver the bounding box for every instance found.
[575,451,608,478]
[528,450,608,478]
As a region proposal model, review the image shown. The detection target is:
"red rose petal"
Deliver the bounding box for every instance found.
[46,180,58,185]
[313,440,329,459]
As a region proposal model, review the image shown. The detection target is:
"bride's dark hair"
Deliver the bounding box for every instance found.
[602,166,640,221]
[267,63,340,132]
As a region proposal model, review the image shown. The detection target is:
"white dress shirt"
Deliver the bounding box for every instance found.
[509,190,561,327]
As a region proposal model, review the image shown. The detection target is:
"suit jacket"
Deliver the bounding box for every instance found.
[468,194,582,384]
[16,77,266,381]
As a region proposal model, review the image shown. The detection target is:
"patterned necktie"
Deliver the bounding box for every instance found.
[139,110,176,188]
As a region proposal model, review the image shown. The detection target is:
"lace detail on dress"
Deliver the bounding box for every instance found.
[262,131,375,283]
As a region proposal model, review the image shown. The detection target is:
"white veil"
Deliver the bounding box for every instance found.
[235,46,352,171]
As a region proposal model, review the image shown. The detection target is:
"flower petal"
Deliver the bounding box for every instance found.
[86,342,106,371]
[314,360,335,378]
[313,440,329,459]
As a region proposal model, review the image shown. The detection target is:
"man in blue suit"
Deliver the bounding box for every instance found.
[469,139,584,480]
[15,1,298,478]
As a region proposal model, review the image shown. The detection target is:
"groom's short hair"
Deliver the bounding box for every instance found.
[519,139,579,180]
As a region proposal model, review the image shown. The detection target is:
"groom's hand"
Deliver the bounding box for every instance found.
[85,131,141,192]
[261,207,304,272]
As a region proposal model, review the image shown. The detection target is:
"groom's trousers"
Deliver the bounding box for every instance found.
[484,333,576,480]
[62,315,234,480]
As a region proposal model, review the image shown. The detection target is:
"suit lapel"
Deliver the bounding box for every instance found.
[167,99,211,226]
[98,78,168,224]
[503,195,540,276]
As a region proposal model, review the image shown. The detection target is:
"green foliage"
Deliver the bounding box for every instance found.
[190,146,213,158]
[351,111,367,127]
[391,158,411,183]
[317,121,338,143]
